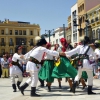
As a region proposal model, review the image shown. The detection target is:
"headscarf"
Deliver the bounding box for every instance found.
[60,38,68,52]
[46,43,51,49]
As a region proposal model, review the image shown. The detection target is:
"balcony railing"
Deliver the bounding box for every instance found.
[9,42,14,46]
[0,42,6,46]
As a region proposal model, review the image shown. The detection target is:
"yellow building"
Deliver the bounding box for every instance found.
[86,4,100,42]
[77,0,86,40]
[0,19,40,55]
[77,0,100,42]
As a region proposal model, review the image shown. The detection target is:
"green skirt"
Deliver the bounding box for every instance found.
[38,60,54,83]
[52,56,77,78]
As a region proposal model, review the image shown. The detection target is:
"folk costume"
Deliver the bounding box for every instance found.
[52,38,77,91]
[19,38,63,97]
[39,43,54,92]
[10,45,24,92]
[66,36,96,95]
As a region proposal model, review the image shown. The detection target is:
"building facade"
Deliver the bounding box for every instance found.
[66,16,72,44]
[71,3,79,45]
[44,27,67,50]
[0,19,40,55]
[86,4,100,42]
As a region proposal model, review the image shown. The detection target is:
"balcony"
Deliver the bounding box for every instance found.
[9,42,14,46]
[0,42,6,46]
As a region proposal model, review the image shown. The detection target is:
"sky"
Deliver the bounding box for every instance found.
[0,0,77,34]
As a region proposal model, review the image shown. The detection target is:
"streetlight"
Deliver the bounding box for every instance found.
[63,24,66,38]
[45,29,54,43]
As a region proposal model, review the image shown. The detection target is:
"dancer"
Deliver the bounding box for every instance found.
[19,37,65,97]
[39,43,54,92]
[52,38,77,92]
[10,45,24,92]
[66,36,96,95]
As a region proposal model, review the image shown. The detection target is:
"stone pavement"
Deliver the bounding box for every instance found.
[0,77,100,100]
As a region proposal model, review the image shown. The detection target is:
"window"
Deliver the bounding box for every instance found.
[1,38,4,42]
[30,39,34,46]
[73,33,77,42]
[19,30,22,35]
[9,38,13,46]
[9,38,12,42]
[83,17,84,22]
[82,4,84,10]
[1,49,5,54]
[10,30,12,35]
[30,31,33,35]
[78,7,80,13]
[96,29,100,39]
[15,30,18,35]
[1,30,4,35]
[10,49,13,54]
[23,30,26,35]
[38,31,39,36]
[92,30,95,39]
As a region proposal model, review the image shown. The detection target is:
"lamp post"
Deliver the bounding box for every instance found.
[45,29,54,43]
[63,24,66,38]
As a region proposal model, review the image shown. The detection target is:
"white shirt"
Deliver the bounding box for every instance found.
[24,46,59,62]
[44,53,54,60]
[66,45,96,70]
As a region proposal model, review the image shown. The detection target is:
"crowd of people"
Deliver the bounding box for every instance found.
[0,36,100,97]
[0,53,29,78]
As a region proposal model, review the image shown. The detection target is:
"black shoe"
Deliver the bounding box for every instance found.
[19,83,29,95]
[88,86,96,95]
[31,93,40,97]
[59,84,62,88]
[72,81,78,93]
[12,84,17,92]
[69,88,72,92]
[17,81,21,90]
[30,87,40,97]
[48,86,51,92]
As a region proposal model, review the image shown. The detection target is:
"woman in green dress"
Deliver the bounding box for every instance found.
[38,43,54,92]
[52,38,77,92]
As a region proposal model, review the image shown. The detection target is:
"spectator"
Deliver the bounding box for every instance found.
[1,55,9,78]
[8,54,13,63]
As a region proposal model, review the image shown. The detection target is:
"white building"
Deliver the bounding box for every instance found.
[71,3,79,45]
[44,27,66,50]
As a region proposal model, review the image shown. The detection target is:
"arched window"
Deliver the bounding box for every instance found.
[92,30,95,39]
[96,28,100,39]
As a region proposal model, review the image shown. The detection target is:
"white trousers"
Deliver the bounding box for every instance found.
[75,67,93,86]
[25,72,38,87]
[10,73,23,84]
